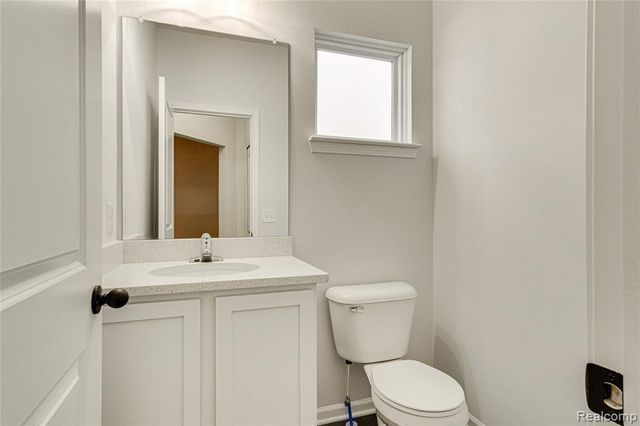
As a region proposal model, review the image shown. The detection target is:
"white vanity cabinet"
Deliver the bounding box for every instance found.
[215,290,316,426]
[102,288,317,426]
[102,299,201,426]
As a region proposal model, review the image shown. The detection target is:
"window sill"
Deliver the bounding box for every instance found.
[308,135,422,159]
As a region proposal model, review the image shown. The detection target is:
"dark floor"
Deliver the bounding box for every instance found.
[326,414,378,426]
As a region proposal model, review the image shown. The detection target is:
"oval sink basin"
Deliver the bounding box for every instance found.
[150,262,260,278]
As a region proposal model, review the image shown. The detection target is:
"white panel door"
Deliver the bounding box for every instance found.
[215,290,317,426]
[0,1,103,425]
[102,300,201,426]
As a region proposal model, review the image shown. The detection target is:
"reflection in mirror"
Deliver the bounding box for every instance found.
[121,17,289,240]
[172,113,249,238]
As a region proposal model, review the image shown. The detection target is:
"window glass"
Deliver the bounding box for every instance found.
[316,50,393,141]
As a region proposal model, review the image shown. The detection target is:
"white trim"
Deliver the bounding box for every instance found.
[315,30,412,144]
[158,77,167,239]
[316,31,410,56]
[317,397,376,425]
[399,45,412,144]
[174,132,226,148]
[0,259,84,311]
[468,413,486,426]
[26,361,80,425]
[586,0,596,363]
[309,135,422,159]
[122,232,145,240]
[169,101,261,236]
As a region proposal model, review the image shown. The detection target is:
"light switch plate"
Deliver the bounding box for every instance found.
[262,208,276,223]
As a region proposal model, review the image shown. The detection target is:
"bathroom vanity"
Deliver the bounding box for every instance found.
[100,15,322,426]
[101,243,328,426]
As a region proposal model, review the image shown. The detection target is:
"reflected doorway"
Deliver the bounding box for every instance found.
[174,134,220,238]
[171,113,250,238]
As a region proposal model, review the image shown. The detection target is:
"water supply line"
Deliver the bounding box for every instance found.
[344,360,356,426]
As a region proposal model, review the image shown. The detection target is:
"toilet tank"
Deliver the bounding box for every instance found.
[326,282,417,364]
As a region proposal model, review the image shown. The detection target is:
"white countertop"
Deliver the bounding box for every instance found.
[102,256,329,297]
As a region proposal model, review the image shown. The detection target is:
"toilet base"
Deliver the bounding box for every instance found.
[376,413,389,426]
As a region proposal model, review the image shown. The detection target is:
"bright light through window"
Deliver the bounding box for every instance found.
[316,50,393,141]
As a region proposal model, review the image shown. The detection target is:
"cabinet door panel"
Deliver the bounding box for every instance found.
[216,290,316,426]
[103,300,201,426]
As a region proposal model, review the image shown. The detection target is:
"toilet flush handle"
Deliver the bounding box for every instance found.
[349,306,365,313]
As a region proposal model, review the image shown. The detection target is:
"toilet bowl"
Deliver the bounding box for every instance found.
[364,360,468,426]
[326,282,468,426]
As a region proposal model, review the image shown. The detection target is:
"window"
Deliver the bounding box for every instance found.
[317,50,394,140]
[314,31,412,144]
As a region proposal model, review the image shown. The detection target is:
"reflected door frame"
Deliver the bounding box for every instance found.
[166,101,260,238]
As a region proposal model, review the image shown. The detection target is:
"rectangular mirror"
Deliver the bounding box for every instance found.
[121,17,289,239]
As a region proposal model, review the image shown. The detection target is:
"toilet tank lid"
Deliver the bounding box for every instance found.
[325,282,417,304]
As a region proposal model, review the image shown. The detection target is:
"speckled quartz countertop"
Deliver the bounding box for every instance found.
[102,256,329,297]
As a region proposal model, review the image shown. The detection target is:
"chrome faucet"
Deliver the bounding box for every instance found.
[200,233,213,262]
[190,233,223,263]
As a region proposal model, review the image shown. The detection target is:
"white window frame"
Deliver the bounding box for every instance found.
[311,30,421,158]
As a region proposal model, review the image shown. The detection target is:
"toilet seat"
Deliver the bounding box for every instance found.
[371,360,465,413]
[371,389,468,426]
[365,360,468,425]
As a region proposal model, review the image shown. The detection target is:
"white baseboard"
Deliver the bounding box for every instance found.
[317,397,376,425]
[468,413,486,426]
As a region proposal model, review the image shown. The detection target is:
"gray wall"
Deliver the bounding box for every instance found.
[105,0,434,409]
[433,1,588,424]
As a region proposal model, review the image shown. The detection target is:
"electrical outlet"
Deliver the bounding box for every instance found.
[262,208,276,223]
[106,203,114,236]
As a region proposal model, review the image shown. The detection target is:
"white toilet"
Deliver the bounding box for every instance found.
[326,282,469,426]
